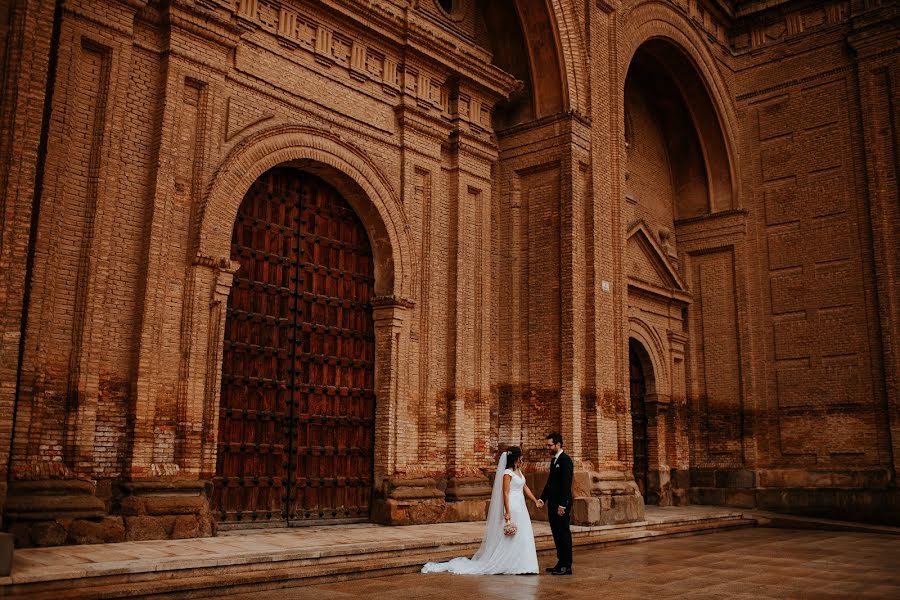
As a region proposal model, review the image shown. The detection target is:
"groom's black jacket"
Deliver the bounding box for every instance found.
[539,451,574,509]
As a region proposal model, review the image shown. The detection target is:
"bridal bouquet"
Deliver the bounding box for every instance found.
[503,520,518,536]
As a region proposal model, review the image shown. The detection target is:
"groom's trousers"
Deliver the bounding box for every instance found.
[548,503,573,568]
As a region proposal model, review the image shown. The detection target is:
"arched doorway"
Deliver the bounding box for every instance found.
[629,340,651,501]
[213,167,376,528]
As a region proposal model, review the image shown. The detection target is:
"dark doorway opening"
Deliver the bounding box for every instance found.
[629,340,650,502]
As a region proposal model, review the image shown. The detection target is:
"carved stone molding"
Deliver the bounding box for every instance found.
[371,295,415,309]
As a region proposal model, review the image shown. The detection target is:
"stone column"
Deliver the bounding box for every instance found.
[645,393,671,506]
[668,330,690,504]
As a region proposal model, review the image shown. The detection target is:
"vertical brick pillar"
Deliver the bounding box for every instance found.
[5,0,152,547]
[392,100,452,484]
[369,296,444,524]
[122,0,239,542]
[442,79,501,522]
[849,6,900,487]
[371,297,411,485]
[0,0,58,527]
[570,1,644,525]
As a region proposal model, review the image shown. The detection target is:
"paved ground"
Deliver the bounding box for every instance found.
[223,529,900,599]
[4,506,741,585]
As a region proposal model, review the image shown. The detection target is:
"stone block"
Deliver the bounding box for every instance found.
[171,515,201,539]
[382,477,444,501]
[689,469,715,487]
[690,487,758,508]
[371,498,445,525]
[0,532,13,576]
[68,517,126,545]
[714,469,757,489]
[5,479,105,521]
[117,496,145,516]
[444,476,491,501]
[441,498,488,522]
[144,495,206,516]
[29,521,68,547]
[672,469,691,489]
[125,515,175,541]
[570,494,645,526]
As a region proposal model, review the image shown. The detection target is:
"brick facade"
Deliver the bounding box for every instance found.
[0,0,896,546]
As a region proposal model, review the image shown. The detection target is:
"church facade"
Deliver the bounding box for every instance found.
[0,0,897,546]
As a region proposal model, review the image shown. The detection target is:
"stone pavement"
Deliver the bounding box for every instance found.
[229,528,900,600]
[0,506,754,598]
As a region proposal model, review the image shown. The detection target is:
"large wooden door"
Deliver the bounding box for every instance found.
[629,345,649,500]
[213,168,376,528]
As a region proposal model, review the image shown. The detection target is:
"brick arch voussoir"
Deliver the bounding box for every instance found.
[548,0,588,115]
[628,317,670,395]
[198,126,413,299]
[618,2,741,204]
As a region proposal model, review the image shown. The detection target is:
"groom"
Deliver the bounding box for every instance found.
[537,432,573,575]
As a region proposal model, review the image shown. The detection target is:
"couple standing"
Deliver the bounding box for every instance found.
[422,433,574,576]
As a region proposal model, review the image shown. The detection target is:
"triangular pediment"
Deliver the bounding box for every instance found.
[626,221,690,301]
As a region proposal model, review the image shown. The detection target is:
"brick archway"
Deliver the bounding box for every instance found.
[189,126,414,494]
[196,125,414,300]
[628,320,672,505]
[619,4,741,209]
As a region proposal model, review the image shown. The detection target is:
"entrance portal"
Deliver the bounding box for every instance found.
[629,340,649,500]
[213,167,376,528]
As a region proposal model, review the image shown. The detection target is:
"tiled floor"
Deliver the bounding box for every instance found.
[225,529,900,600]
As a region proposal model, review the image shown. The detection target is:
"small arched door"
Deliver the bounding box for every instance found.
[629,342,649,499]
[213,167,376,528]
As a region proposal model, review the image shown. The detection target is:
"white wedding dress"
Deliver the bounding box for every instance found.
[422,454,539,575]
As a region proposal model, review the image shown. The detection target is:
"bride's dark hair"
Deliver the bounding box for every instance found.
[505,446,523,468]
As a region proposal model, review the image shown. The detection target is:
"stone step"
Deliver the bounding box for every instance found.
[1,513,756,599]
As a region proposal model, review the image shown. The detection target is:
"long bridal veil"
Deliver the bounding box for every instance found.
[471,450,508,561]
[420,451,509,573]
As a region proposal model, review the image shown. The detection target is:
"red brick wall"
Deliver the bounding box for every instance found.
[0,0,896,545]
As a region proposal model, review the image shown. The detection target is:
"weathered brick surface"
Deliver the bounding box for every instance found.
[0,0,896,545]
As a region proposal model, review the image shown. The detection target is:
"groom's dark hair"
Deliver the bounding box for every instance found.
[546,432,563,445]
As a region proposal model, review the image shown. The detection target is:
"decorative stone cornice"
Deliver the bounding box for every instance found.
[193,254,240,273]
[371,295,415,309]
[667,330,690,346]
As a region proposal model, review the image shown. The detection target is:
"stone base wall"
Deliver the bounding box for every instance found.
[689,468,900,525]
[5,479,213,547]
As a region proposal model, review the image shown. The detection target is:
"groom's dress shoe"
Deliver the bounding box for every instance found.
[551,566,572,576]
[545,565,559,573]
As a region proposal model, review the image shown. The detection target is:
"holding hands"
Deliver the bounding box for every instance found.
[535,499,544,508]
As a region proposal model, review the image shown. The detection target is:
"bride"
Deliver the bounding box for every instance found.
[421,446,540,575]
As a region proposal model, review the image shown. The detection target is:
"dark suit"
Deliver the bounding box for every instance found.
[539,451,573,568]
